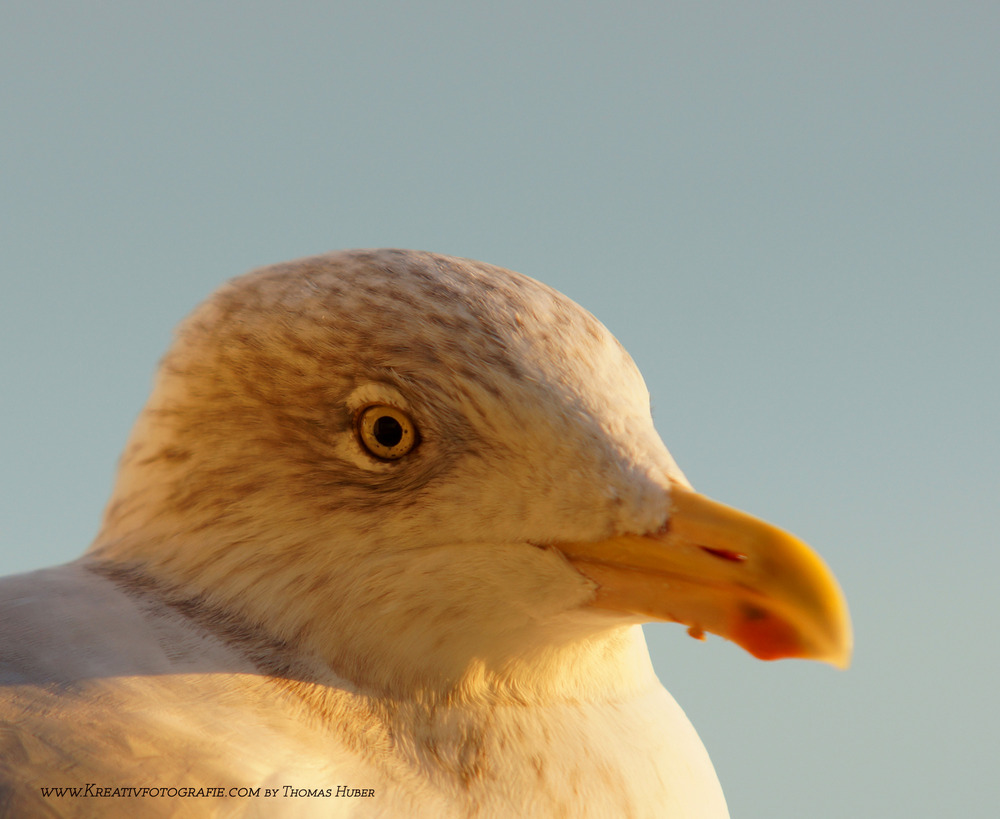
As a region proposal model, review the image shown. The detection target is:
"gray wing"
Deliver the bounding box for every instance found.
[0,563,359,818]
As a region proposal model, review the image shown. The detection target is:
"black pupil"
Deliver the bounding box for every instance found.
[372,415,404,448]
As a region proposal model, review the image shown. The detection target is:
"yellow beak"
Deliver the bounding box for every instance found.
[555,485,852,668]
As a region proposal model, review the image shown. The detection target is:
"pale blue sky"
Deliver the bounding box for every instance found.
[2,3,997,816]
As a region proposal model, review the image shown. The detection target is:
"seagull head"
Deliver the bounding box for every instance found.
[90,249,850,698]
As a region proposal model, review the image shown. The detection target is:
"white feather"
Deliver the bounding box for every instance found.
[0,250,728,817]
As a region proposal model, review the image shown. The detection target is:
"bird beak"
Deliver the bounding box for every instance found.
[556,485,852,668]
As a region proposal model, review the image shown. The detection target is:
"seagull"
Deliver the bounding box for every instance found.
[0,249,851,818]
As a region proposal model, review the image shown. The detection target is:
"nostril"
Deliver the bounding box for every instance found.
[700,546,747,563]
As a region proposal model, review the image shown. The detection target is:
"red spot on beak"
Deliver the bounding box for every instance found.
[700,546,747,562]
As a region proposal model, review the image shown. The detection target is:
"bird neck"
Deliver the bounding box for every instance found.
[87,533,660,708]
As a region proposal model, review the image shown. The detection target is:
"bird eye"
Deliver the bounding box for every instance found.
[356,405,418,460]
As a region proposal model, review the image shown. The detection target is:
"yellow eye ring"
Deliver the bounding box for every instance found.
[356,405,418,460]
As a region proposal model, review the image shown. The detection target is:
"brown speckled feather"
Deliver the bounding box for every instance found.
[1,250,726,818]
